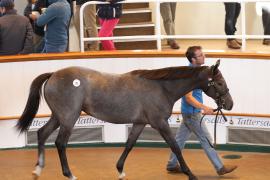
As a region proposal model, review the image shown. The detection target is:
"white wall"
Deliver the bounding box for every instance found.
[14,0,27,15]
[0,57,270,148]
[1,57,269,117]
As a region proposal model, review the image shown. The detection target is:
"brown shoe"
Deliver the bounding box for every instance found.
[235,39,242,45]
[217,165,237,175]
[166,164,182,173]
[263,39,270,45]
[227,39,241,49]
[169,42,180,49]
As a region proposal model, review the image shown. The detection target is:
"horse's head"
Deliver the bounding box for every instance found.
[200,60,233,110]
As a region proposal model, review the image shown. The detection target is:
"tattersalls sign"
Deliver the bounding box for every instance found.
[29,116,107,129]
[202,115,270,128]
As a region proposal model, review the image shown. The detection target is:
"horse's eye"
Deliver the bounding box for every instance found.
[217,82,223,86]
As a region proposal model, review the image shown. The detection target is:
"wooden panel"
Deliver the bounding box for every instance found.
[113,26,155,36]
[96,12,152,24]
[123,3,149,9]
[120,11,152,24]
[114,40,157,50]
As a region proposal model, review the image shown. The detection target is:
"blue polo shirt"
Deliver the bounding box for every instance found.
[181,63,203,114]
[181,89,203,114]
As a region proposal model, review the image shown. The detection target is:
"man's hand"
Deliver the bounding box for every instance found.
[202,105,214,115]
[185,92,214,115]
[29,14,38,21]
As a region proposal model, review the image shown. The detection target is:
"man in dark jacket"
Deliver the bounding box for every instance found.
[24,0,45,53]
[0,0,33,55]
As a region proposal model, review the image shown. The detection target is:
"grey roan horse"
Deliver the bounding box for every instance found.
[17,60,233,180]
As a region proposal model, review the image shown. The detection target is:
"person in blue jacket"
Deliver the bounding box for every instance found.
[32,0,71,52]
[166,46,237,176]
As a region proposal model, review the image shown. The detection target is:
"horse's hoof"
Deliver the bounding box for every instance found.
[118,172,126,180]
[32,172,39,180]
[32,165,42,179]
[69,175,78,180]
[189,175,198,180]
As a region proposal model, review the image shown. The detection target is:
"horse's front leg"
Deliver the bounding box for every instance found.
[156,121,197,180]
[116,123,145,179]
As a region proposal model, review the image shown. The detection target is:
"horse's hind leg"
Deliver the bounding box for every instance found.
[55,114,80,180]
[32,115,60,179]
[156,121,197,180]
[116,123,145,179]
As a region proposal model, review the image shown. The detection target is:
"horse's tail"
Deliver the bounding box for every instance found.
[16,73,53,133]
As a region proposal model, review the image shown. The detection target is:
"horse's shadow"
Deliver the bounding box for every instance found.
[168,172,238,180]
[197,175,238,180]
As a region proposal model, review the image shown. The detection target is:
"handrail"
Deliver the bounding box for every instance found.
[1,112,270,121]
[79,0,270,52]
[0,50,270,63]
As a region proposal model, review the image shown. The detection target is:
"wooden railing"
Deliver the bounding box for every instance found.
[1,111,270,121]
[0,50,270,63]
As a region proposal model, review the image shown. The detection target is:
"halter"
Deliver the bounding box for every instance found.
[207,78,230,109]
[200,77,230,148]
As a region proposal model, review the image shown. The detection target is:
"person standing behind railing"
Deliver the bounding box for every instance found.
[0,0,33,55]
[160,2,179,49]
[224,3,242,49]
[31,0,71,53]
[97,0,123,50]
[24,0,45,53]
[261,3,270,45]
[73,0,99,51]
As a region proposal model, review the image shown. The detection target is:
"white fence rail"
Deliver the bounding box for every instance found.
[79,0,270,52]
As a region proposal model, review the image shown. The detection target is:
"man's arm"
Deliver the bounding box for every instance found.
[36,5,57,26]
[185,92,214,114]
[33,0,46,11]
[20,21,33,54]
[24,4,32,18]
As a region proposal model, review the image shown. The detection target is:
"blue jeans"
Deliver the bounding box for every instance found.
[224,3,241,36]
[34,37,45,53]
[42,41,67,53]
[167,112,223,171]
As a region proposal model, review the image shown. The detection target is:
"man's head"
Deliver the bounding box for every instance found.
[27,0,37,4]
[0,0,14,14]
[48,0,58,5]
[185,46,205,66]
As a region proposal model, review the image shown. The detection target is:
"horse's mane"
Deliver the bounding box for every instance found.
[130,66,208,80]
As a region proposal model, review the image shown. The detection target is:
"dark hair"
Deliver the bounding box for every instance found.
[3,5,14,11]
[185,46,202,63]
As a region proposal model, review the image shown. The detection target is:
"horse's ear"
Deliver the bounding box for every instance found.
[211,59,220,75]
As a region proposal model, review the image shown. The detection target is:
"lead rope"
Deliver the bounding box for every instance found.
[200,107,228,148]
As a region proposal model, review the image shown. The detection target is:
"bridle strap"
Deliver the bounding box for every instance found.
[200,106,228,148]
[199,75,229,148]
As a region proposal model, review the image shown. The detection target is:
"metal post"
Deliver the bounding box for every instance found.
[155,0,162,51]
[241,0,246,51]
